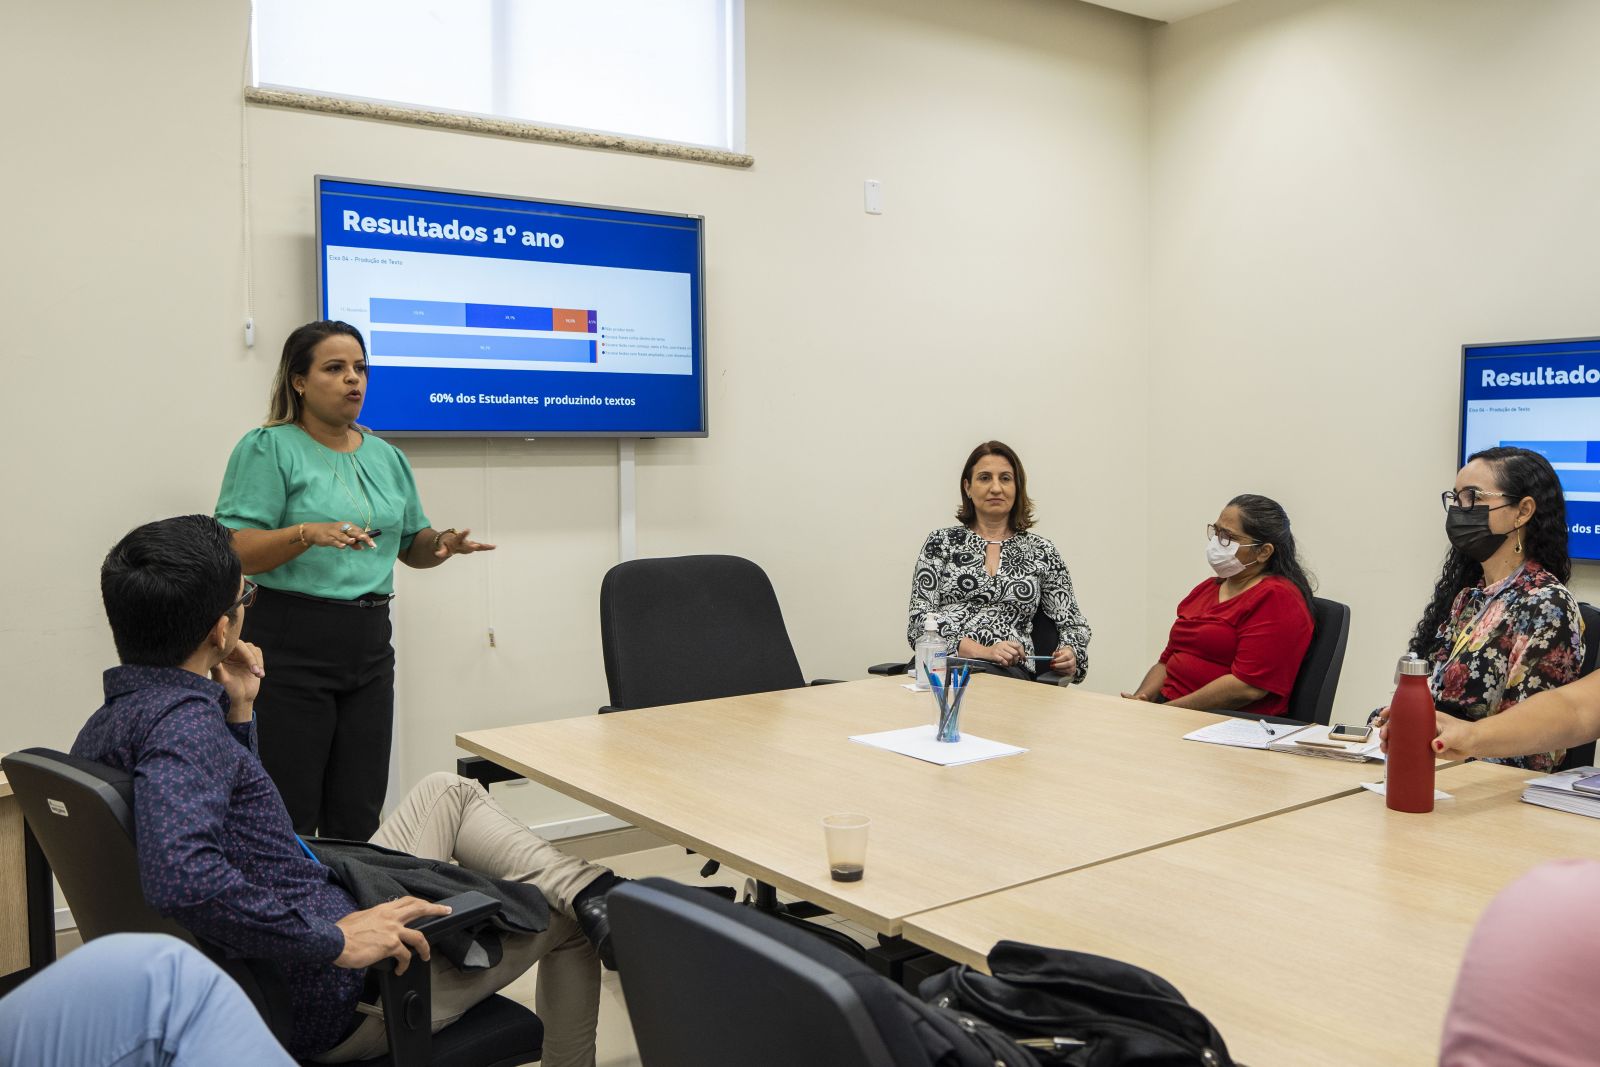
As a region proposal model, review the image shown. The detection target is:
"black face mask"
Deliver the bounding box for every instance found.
[1445,506,1509,563]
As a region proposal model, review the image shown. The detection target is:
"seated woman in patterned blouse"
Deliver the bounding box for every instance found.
[1386,446,1584,772]
[1123,495,1314,716]
[906,440,1090,682]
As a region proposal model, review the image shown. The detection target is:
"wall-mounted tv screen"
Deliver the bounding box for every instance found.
[1461,336,1600,562]
[316,176,706,437]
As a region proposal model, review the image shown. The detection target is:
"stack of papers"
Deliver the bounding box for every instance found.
[1522,766,1600,818]
[849,725,1027,766]
[1182,718,1312,751]
[1182,720,1384,762]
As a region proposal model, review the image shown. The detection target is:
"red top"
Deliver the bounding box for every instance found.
[1159,575,1313,717]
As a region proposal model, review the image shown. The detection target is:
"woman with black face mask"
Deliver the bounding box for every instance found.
[1403,446,1583,771]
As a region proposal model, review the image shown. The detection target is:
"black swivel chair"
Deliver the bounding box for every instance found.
[1557,601,1600,772]
[589,554,864,955]
[1282,596,1352,725]
[598,554,840,712]
[609,878,929,1067]
[1,748,544,1067]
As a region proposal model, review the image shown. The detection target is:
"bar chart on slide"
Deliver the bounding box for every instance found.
[368,299,599,365]
[324,245,693,378]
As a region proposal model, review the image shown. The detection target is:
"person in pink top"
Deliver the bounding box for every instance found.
[1441,859,1600,1066]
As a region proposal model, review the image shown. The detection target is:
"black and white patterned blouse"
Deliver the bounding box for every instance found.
[907,525,1091,682]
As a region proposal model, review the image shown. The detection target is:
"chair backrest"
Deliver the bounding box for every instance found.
[1030,608,1060,663]
[1284,596,1351,725]
[1557,602,1600,771]
[599,555,806,712]
[1,747,296,1047]
[609,878,924,1067]
[1,747,193,945]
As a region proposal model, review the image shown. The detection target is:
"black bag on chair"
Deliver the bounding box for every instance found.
[918,941,1235,1066]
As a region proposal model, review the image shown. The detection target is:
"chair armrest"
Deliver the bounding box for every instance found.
[808,678,846,686]
[599,704,622,714]
[376,891,503,1067]
[412,891,501,937]
[868,661,911,676]
[456,756,524,788]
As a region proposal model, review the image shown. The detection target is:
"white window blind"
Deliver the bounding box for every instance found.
[253,0,745,152]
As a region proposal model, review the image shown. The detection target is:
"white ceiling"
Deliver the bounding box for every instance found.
[1081,0,1241,22]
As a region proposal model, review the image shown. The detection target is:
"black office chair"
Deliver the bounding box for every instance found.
[597,554,846,712]
[1,748,543,1067]
[609,878,929,1067]
[1281,596,1352,725]
[1557,601,1600,772]
[869,607,1067,685]
[586,554,864,954]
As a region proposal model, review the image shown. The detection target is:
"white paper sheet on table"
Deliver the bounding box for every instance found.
[1361,781,1453,801]
[849,725,1027,766]
[1182,718,1305,750]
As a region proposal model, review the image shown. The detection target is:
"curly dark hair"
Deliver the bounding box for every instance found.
[954,441,1036,533]
[1228,494,1316,608]
[1408,446,1570,656]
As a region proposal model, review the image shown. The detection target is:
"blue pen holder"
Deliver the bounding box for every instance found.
[930,678,968,743]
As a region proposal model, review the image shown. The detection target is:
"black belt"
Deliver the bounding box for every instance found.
[260,586,395,609]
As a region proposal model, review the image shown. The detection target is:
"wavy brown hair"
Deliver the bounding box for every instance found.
[954,440,1036,533]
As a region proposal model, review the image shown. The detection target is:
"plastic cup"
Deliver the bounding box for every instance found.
[821,813,870,882]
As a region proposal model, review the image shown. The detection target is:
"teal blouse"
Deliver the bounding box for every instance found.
[215,425,431,599]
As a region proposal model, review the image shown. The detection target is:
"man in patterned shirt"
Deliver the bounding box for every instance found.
[72,515,617,1065]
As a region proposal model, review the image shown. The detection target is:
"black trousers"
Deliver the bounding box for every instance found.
[243,586,395,839]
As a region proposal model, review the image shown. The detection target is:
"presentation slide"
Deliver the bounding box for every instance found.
[1462,337,1600,562]
[317,178,706,436]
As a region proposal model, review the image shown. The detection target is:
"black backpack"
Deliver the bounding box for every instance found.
[916,941,1236,1067]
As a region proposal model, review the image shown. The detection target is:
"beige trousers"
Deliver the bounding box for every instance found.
[313,772,608,1066]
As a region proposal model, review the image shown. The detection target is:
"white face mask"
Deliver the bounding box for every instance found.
[1206,536,1246,579]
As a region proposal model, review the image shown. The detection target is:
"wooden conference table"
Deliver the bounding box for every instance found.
[0,765,42,988]
[904,760,1600,1066]
[458,675,1380,936]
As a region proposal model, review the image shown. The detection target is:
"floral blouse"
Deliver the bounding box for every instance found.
[907,526,1091,682]
[1424,560,1583,772]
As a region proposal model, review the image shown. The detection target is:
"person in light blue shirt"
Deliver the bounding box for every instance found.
[0,934,295,1066]
[216,320,494,839]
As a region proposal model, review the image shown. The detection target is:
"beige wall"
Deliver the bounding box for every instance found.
[14,0,1594,834]
[1,0,1151,825]
[1147,0,1600,726]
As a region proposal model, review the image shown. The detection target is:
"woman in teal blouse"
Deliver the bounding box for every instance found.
[216,320,493,837]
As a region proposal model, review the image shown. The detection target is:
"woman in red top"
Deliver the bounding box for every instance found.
[1124,494,1314,716]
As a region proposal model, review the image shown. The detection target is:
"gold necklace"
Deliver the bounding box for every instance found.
[313,442,375,531]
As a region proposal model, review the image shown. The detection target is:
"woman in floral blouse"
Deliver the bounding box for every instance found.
[907,441,1091,682]
[1403,446,1583,771]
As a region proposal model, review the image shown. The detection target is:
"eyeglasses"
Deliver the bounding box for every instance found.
[1206,524,1262,549]
[224,580,258,615]
[1440,489,1514,512]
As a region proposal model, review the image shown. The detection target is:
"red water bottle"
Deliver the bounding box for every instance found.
[1386,653,1436,813]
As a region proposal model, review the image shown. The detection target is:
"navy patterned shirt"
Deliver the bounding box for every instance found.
[72,666,364,1057]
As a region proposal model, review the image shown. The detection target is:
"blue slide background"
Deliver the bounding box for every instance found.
[1463,338,1600,561]
[318,179,705,436]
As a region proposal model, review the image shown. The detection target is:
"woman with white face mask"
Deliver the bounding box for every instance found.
[1123,494,1314,715]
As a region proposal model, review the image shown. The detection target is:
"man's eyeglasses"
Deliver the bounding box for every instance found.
[1441,489,1513,511]
[224,580,258,615]
[1206,524,1262,549]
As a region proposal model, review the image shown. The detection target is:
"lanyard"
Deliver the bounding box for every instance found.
[295,834,321,866]
[1437,570,1522,679]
